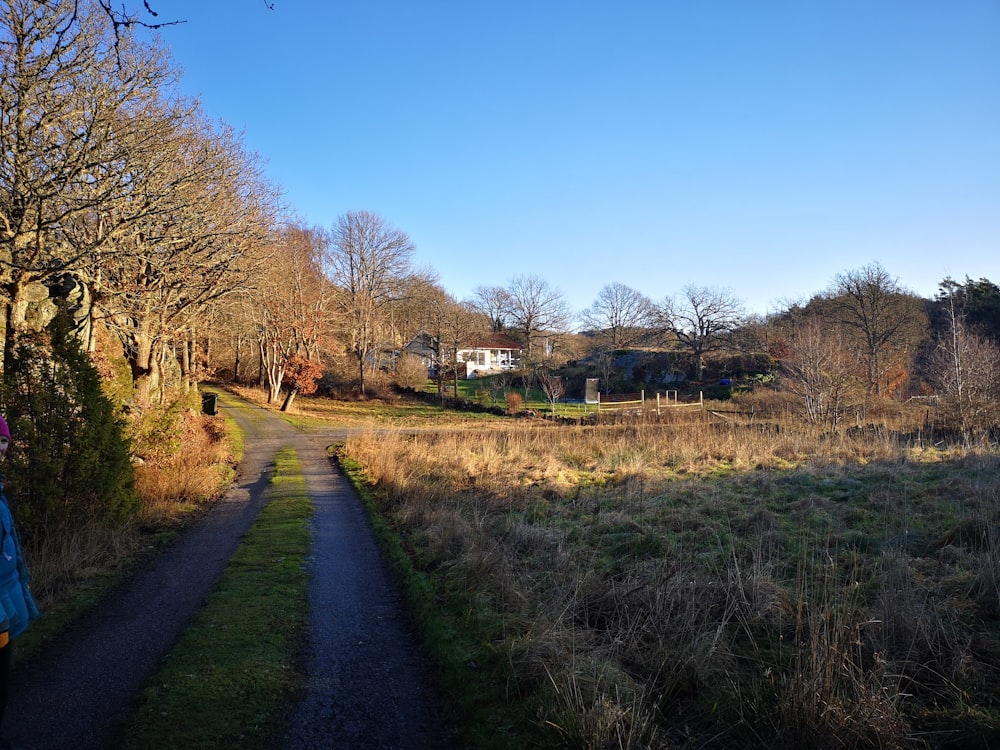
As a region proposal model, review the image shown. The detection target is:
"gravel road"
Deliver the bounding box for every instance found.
[5,391,454,749]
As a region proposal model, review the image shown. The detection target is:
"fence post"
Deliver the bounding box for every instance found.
[656,392,660,416]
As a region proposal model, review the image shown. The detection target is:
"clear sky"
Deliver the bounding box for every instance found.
[142,1,999,321]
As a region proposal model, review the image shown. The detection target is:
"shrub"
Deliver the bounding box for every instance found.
[135,409,232,518]
[506,391,523,415]
[394,353,429,390]
[2,313,136,537]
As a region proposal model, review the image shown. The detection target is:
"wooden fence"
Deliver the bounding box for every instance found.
[596,390,704,415]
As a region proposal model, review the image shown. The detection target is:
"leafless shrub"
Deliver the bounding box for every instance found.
[506,391,524,414]
[394,352,430,390]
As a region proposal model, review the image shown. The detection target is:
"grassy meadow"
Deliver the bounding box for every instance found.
[341,408,1000,749]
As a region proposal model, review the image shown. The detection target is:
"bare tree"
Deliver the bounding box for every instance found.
[95,110,277,399]
[328,211,415,395]
[504,275,571,362]
[656,285,744,379]
[403,283,458,401]
[0,0,174,365]
[928,298,1000,436]
[780,316,859,430]
[206,290,261,383]
[538,369,565,416]
[580,282,655,350]
[826,263,928,399]
[471,285,512,333]
[382,269,444,356]
[95,0,183,31]
[247,224,335,403]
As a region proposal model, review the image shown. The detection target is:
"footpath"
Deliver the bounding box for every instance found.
[6,391,452,749]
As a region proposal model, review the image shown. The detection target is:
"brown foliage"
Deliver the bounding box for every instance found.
[283,355,324,395]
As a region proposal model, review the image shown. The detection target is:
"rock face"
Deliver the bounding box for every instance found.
[20,273,92,345]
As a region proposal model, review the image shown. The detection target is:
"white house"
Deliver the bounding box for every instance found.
[456,333,523,378]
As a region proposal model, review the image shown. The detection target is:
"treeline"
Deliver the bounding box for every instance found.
[570,268,1000,437]
[1,2,998,552]
[0,0,276,552]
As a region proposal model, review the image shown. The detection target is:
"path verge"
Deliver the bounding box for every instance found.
[115,447,311,749]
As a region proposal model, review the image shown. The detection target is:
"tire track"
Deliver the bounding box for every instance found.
[6,392,452,749]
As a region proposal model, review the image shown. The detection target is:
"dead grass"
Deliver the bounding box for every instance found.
[343,409,1000,748]
[134,409,234,524]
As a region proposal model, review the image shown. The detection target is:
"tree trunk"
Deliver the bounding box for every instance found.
[281,388,297,412]
[2,296,16,383]
[233,334,243,384]
[179,334,191,379]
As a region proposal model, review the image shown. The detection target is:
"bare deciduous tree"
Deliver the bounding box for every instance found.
[329,211,415,395]
[656,285,744,379]
[780,316,859,430]
[580,282,655,350]
[504,275,571,362]
[928,298,1000,437]
[252,227,327,404]
[471,285,512,333]
[826,263,928,399]
[96,110,277,399]
[403,283,460,401]
[0,0,173,364]
[538,369,565,416]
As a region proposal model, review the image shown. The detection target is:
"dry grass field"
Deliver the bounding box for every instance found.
[342,407,1000,749]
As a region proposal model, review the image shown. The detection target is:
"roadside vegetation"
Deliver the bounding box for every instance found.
[341,407,1000,749]
[116,447,312,750]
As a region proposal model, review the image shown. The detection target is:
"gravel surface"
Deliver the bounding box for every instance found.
[5,392,454,749]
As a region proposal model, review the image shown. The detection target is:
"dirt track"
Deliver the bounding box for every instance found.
[6,391,452,749]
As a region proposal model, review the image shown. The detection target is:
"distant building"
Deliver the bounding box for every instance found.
[401,330,439,373]
[401,331,523,378]
[456,333,523,378]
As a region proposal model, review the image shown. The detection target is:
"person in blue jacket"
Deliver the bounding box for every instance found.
[0,414,39,742]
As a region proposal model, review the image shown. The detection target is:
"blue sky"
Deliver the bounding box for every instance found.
[144,1,999,320]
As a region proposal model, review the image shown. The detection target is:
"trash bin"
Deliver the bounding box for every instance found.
[201,393,218,416]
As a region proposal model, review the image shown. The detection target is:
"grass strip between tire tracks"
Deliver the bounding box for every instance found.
[114,447,312,750]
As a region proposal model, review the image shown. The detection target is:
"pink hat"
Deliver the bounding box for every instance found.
[0,415,9,441]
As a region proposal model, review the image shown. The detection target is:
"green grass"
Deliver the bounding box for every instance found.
[114,448,313,750]
[283,390,510,428]
[428,375,601,418]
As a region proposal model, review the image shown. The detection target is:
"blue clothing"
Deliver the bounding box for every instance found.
[0,486,38,640]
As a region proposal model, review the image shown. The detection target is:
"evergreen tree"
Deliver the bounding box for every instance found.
[1,314,136,536]
[937,277,1000,343]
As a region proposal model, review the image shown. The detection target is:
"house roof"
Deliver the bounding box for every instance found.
[462,333,523,351]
